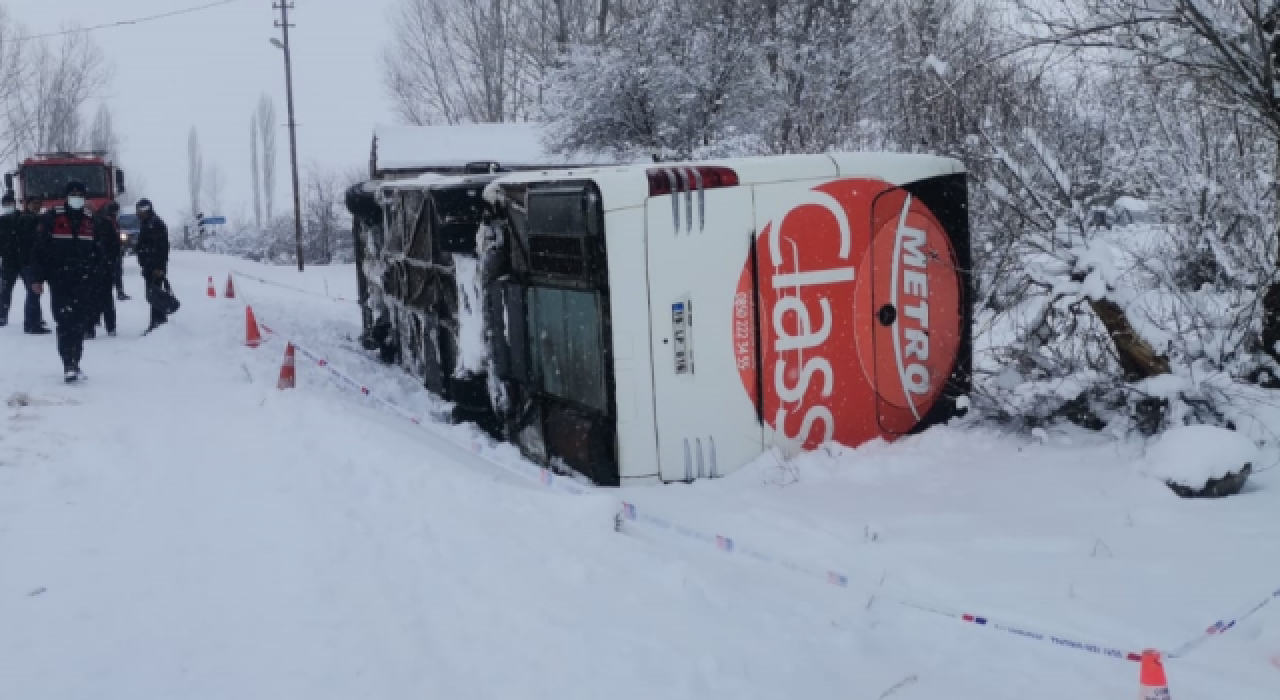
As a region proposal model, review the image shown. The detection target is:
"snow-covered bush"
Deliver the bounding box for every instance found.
[541,0,771,161]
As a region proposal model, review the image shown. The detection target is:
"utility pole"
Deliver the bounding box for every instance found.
[273,1,305,272]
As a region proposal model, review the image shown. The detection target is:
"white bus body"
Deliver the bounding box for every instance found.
[350,153,971,486]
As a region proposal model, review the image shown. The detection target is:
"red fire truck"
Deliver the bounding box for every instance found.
[5,151,126,212]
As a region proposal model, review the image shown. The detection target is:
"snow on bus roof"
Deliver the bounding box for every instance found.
[373,123,604,171]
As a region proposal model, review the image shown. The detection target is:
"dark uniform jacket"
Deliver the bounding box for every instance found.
[135,215,169,274]
[94,214,122,263]
[0,211,18,275]
[92,214,122,288]
[12,211,40,276]
[30,207,102,287]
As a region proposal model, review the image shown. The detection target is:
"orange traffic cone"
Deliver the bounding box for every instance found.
[277,343,296,389]
[245,306,264,348]
[1140,650,1171,700]
[225,275,236,299]
[207,276,217,298]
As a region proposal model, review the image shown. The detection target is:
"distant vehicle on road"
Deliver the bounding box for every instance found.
[118,211,141,254]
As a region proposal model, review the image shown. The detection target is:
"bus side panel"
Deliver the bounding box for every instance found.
[751,175,970,455]
[603,208,661,482]
[644,188,764,482]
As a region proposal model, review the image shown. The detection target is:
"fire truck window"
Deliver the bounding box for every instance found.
[23,165,109,200]
[527,287,607,413]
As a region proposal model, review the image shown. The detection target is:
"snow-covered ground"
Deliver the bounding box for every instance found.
[1,252,1277,699]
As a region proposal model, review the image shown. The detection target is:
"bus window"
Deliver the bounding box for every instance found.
[528,188,588,235]
[526,286,608,413]
[407,196,433,261]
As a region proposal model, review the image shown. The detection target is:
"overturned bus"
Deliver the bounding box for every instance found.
[347,151,972,487]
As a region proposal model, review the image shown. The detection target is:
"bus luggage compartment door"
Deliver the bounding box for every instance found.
[645,186,762,482]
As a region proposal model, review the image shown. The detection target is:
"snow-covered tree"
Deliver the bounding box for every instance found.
[8,26,110,155]
[87,103,120,164]
[1021,0,1280,367]
[542,0,770,160]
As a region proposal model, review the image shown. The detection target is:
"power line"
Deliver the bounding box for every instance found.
[14,0,239,43]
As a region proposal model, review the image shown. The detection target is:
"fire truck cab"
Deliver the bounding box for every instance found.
[5,151,126,213]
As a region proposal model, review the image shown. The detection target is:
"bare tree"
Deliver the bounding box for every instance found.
[249,115,262,229]
[256,95,277,222]
[383,0,540,124]
[380,0,643,125]
[0,9,28,164]
[9,27,110,154]
[187,127,203,221]
[304,165,340,264]
[87,103,119,160]
[204,162,225,218]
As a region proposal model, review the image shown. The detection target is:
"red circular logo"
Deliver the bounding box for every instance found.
[733,179,962,450]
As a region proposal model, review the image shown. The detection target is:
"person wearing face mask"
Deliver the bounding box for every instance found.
[134,198,174,333]
[0,193,50,334]
[29,181,102,382]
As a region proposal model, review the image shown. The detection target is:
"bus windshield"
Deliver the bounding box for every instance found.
[22,164,109,200]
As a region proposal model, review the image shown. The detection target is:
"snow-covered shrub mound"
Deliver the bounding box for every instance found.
[1142,425,1258,498]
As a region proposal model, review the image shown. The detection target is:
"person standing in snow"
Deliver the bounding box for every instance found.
[0,191,23,325]
[134,198,172,332]
[28,182,102,382]
[0,192,49,333]
[12,195,51,334]
[87,201,123,338]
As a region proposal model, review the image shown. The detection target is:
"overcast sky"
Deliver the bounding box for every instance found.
[11,0,398,223]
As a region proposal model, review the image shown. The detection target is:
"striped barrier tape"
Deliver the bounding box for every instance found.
[252,316,589,498]
[618,500,851,587]
[231,270,358,304]
[1168,586,1280,659]
[618,499,1157,664]
[237,296,1278,666]
[886,598,1153,663]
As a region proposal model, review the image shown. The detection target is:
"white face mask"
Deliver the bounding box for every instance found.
[68,196,86,210]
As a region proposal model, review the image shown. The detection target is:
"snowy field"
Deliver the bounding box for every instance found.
[1,252,1278,699]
